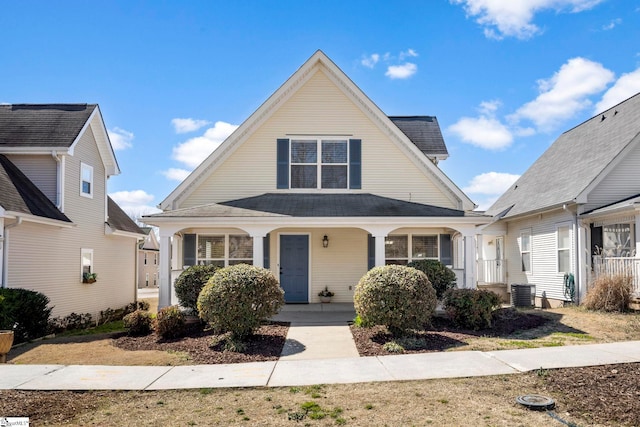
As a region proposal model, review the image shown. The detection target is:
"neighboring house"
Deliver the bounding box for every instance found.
[138,226,160,288]
[0,104,144,318]
[483,92,640,307]
[144,50,491,309]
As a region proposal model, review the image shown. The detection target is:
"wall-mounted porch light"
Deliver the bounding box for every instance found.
[322,235,329,248]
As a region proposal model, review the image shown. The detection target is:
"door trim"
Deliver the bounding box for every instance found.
[277,232,311,303]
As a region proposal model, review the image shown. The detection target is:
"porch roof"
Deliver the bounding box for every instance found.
[147,193,475,218]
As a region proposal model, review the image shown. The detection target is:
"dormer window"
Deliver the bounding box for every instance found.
[277,138,361,190]
[80,163,93,198]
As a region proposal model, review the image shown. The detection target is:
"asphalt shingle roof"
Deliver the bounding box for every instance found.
[388,116,448,158]
[0,154,71,222]
[148,193,466,218]
[486,92,640,219]
[107,197,144,235]
[0,104,96,148]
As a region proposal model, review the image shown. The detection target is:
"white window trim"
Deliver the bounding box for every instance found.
[556,223,572,274]
[520,229,532,273]
[81,248,93,281]
[80,163,94,198]
[196,234,253,267]
[289,138,349,190]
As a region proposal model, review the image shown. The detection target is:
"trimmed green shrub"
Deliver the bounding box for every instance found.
[197,264,284,340]
[443,288,501,330]
[155,305,186,339]
[407,259,457,300]
[354,265,437,336]
[122,310,153,336]
[584,274,632,312]
[175,264,220,312]
[0,288,53,343]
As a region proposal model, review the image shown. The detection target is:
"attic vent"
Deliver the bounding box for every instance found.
[601,114,606,122]
[614,110,618,115]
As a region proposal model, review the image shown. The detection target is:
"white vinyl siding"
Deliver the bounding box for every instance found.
[180,69,458,210]
[6,154,58,204]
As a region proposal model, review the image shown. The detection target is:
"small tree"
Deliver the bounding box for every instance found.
[197,264,284,340]
[354,265,437,336]
[174,264,220,312]
[407,259,457,300]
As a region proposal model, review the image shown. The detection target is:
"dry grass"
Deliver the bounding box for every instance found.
[29,375,592,426]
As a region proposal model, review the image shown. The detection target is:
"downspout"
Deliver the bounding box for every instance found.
[2,217,23,288]
[564,204,581,304]
[52,151,64,212]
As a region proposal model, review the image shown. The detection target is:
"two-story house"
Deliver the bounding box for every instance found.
[144,51,491,309]
[0,104,144,318]
[138,226,160,288]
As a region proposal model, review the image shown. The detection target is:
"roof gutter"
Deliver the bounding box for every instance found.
[1,217,22,288]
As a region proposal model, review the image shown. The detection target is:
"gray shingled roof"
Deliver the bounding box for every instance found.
[486,92,640,219]
[0,154,71,222]
[107,197,144,235]
[0,104,96,147]
[388,116,448,158]
[148,193,465,218]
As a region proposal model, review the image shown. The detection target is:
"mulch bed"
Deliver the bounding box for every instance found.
[113,321,289,364]
[351,308,550,356]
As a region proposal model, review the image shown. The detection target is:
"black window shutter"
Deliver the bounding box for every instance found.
[277,138,289,189]
[183,234,197,267]
[263,233,270,269]
[439,234,452,266]
[349,139,361,189]
[367,234,375,270]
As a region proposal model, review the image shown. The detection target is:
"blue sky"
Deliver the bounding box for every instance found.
[2,0,639,214]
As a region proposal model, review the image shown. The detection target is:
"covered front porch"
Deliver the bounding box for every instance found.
[143,193,491,309]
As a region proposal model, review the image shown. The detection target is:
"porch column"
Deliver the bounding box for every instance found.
[577,223,588,304]
[463,234,477,289]
[636,211,640,257]
[374,234,386,267]
[251,233,266,268]
[158,230,173,310]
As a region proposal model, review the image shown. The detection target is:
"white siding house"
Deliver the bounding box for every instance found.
[483,92,640,307]
[0,104,144,318]
[144,50,491,309]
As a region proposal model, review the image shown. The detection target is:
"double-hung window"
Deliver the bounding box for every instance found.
[196,234,253,267]
[557,225,571,273]
[521,229,532,272]
[277,138,361,190]
[80,163,93,198]
[385,234,440,265]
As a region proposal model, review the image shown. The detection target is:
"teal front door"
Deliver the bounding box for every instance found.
[280,235,309,303]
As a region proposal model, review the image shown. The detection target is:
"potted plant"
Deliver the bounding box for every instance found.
[83,272,98,284]
[318,286,334,303]
[0,295,14,363]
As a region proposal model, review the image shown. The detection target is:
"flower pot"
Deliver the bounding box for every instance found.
[83,278,96,284]
[0,330,14,363]
[320,296,332,303]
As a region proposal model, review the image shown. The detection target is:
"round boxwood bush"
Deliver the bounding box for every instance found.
[354,265,437,336]
[407,259,457,300]
[122,309,153,336]
[197,264,284,340]
[174,264,220,312]
[443,288,501,330]
[155,305,186,339]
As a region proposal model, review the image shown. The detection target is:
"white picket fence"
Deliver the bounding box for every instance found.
[592,256,640,296]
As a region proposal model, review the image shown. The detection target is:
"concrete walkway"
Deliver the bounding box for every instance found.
[1,341,639,390]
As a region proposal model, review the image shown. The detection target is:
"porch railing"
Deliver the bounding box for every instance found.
[592,256,640,296]
[478,259,506,284]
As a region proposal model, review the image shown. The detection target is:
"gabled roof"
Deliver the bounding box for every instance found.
[149,193,467,218]
[486,92,640,219]
[0,154,71,223]
[0,104,120,176]
[106,197,144,235]
[159,50,474,211]
[388,116,448,160]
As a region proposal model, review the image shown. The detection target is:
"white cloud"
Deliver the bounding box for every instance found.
[602,18,621,31]
[463,172,521,195]
[108,127,134,150]
[385,63,418,79]
[361,54,380,68]
[399,49,418,60]
[109,190,161,216]
[162,168,192,182]
[509,57,614,131]
[171,118,211,134]
[448,116,513,150]
[452,0,604,39]
[171,121,238,169]
[594,68,640,113]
